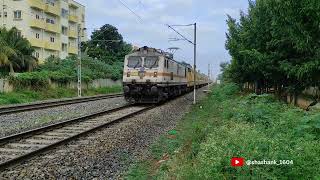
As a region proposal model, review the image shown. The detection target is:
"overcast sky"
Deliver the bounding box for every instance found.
[77,0,249,78]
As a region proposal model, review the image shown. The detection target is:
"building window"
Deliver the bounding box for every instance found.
[81,14,85,22]
[4,12,7,18]
[46,0,55,6]
[36,14,40,19]
[61,8,68,18]
[14,10,22,19]
[36,33,40,39]
[61,26,68,35]
[35,52,40,58]
[62,43,67,52]
[46,18,55,24]
[50,37,55,42]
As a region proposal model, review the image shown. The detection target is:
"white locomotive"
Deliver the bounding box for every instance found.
[122,46,208,103]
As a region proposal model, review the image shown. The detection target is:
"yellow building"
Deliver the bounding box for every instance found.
[0,0,87,63]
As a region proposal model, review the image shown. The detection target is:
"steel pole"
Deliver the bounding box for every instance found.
[2,0,5,26]
[77,25,82,97]
[208,63,210,90]
[193,23,197,104]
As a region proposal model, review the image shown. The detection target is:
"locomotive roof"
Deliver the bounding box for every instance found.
[131,46,193,68]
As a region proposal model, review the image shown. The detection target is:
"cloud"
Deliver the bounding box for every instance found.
[209,8,240,17]
[77,0,249,77]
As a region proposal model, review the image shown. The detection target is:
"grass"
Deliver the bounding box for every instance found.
[0,85,122,106]
[125,83,320,179]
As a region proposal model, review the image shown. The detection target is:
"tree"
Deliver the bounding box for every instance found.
[225,0,320,95]
[0,27,37,74]
[84,24,132,64]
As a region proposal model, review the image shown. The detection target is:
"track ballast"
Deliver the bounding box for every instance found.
[0,104,154,170]
[0,93,123,116]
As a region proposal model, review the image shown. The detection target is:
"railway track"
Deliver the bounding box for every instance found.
[0,93,123,116]
[0,104,154,170]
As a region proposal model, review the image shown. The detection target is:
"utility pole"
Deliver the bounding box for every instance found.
[208,63,210,90]
[2,0,5,26]
[167,23,197,104]
[193,23,197,104]
[77,24,82,97]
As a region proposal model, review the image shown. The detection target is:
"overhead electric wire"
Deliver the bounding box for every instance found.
[87,0,145,42]
[116,0,143,22]
[166,24,194,45]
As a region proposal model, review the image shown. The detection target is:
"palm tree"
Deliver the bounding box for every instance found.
[0,34,17,74]
[0,27,37,74]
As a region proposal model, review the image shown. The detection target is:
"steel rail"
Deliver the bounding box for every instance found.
[0,104,155,170]
[0,93,124,116]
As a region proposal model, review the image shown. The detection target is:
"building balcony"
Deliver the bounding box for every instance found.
[29,19,45,29]
[68,46,78,55]
[45,23,60,33]
[69,15,79,23]
[45,41,61,51]
[45,4,60,16]
[68,30,77,38]
[69,3,79,9]
[28,0,45,10]
[29,38,44,48]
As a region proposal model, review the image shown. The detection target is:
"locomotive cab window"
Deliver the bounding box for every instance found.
[144,56,159,68]
[127,56,142,68]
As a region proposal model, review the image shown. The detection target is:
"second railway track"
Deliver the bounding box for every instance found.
[0,93,123,116]
[0,104,154,170]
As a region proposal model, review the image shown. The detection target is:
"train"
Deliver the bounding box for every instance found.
[122,46,208,103]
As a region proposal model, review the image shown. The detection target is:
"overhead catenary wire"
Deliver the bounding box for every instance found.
[166,24,194,45]
[86,0,147,42]
[116,0,143,23]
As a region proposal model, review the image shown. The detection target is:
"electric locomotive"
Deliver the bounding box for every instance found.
[122,46,207,103]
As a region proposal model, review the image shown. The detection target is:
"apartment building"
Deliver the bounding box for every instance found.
[0,0,87,63]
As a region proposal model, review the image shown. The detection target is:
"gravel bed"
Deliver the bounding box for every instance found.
[0,97,127,138]
[0,88,208,179]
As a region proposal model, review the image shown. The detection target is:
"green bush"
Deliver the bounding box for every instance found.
[38,56,124,82]
[6,56,124,90]
[9,71,50,90]
[126,84,320,179]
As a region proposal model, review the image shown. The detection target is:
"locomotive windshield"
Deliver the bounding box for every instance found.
[144,56,159,68]
[127,56,142,68]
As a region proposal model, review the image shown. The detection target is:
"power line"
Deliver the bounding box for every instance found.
[116,0,143,22]
[166,24,194,45]
[88,0,144,42]
[138,0,147,10]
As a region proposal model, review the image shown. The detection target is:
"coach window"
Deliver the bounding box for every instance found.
[127,56,142,68]
[144,56,159,68]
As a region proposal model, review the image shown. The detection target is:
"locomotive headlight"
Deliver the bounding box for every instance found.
[127,72,131,77]
[154,72,158,77]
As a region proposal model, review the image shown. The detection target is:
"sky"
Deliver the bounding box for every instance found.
[76,0,249,78]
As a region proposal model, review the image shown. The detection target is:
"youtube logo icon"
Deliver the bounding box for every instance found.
[231,157,245,167]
